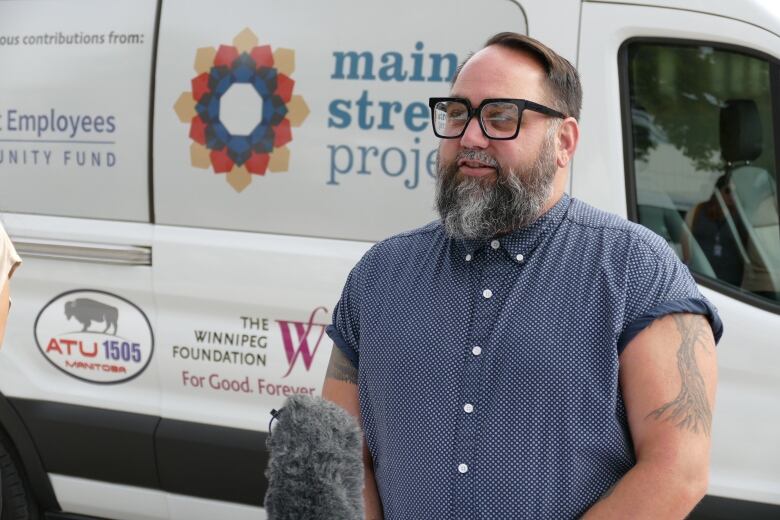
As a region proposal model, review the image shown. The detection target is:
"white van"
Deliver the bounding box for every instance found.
[0,0,778,519]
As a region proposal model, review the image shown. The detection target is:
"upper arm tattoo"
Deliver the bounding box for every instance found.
[326,345,358,385]
[646,314,713,436]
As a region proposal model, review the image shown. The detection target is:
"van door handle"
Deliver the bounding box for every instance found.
[12,237,152,266]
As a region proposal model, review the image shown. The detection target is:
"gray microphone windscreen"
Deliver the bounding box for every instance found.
[265,395,364,520]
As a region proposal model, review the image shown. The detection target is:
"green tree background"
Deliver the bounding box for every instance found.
[628,43,773,174]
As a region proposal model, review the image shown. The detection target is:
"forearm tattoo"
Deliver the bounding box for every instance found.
[646,314,713,436]
[326,346,358,385]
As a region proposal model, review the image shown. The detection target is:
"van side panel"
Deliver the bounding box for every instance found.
[155,418,268,505]
[10,398,160,489]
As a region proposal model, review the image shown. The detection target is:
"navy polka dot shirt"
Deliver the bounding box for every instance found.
[327,194,722,519]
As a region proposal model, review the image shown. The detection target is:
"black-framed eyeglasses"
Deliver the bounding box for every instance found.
[428,97,566,140]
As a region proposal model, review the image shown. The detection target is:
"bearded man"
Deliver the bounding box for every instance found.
[323,32,722,520]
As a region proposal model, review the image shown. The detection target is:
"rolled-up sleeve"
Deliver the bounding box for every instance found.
[326,246,378,369]
[618,234,723,353]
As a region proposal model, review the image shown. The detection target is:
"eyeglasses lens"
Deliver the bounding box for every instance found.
[433,101,520,138]
[434,100,468,137]
[481,102,520,138]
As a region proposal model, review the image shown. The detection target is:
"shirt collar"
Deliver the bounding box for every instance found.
[452,193,571,260]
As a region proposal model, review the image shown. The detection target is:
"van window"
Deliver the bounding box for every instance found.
[624,41,780,305]
[0,0,156,222]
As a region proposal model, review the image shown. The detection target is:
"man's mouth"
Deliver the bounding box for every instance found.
[458,158,497,177]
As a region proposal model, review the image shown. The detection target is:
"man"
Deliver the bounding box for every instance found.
[687,175,747,286]
[0,219,21,515]
[323,32,721,519]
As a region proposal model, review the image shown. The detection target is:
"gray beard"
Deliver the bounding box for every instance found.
[435,134,557,240]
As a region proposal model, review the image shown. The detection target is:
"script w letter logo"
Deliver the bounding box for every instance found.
[276,306,328,377]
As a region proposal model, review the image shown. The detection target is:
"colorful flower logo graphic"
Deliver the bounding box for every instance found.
[174,28,309,192]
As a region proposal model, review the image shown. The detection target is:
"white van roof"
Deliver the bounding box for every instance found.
[590,0,780,37]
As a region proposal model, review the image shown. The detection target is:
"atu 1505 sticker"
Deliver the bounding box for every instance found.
[34,289,154,384]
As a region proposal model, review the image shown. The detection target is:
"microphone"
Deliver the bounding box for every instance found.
[265,395,365,520]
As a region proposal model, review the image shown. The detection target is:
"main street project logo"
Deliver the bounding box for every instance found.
[174,28,309,192]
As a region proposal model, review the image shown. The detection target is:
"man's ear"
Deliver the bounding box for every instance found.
[556,117,579,168]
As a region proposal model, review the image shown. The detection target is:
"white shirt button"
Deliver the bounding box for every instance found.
[516,253,524,262]
[472,346,482,356]
[465,254,472,262]
[490,239,500,249]
[458,463,469,474]
[464,403,474,413]
[482,289,493,299]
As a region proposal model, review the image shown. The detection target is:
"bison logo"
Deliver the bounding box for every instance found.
[35,289,154,384]
[65,298,119,335]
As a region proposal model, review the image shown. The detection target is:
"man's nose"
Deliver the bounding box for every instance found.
[460,117,489,149]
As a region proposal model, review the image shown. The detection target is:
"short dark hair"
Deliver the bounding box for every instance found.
[451,32,582,120]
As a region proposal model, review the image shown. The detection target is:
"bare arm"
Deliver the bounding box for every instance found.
[582,313,718,519]
[322,345,384,520]
[0,280,10,348]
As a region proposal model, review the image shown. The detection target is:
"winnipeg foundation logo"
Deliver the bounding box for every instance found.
[174,28,309,192]
[276,306,329,377]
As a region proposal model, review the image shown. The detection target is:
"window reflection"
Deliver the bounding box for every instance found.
[627,42,780,303]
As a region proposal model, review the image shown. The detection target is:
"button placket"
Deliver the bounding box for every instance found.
[452,247,488,516]
[453,245,506,517]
